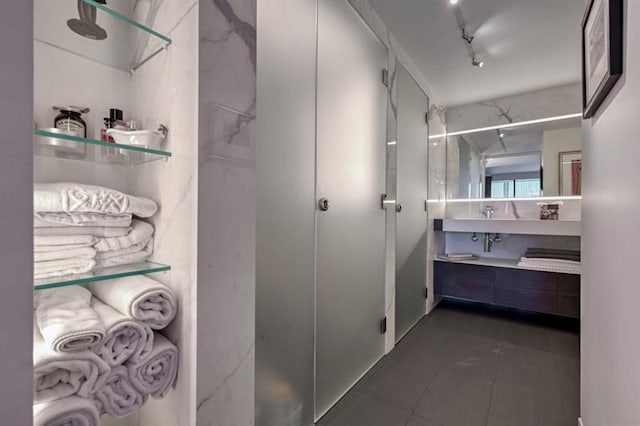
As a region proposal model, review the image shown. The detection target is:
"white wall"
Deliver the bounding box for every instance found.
[542,127,581,197]
[581,2,640,425]
[0,1,33,424]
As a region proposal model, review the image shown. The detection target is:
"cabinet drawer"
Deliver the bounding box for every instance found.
[558,274,580,297]
[558,295,580,318]
[495,268,557,292]
[495,286,557,314]
[435,262,494,303]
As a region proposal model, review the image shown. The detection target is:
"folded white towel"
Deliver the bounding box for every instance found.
[517,257,581,274]
[34,324,110,403]
[95,219,154,252]
[94,366,147,418]
[36,287,106,352]
[34,246,96,263]
[94,237,154,268]
[35,212,133,228]
[34,183,158,217]
[91,298,154,367]
[35,225,132,238]
[35,243,95,253]
[34,258,96,280]
[34,235,98,247]
[87,276,177,330]
[127,333,178,398]
[33,396,100,426]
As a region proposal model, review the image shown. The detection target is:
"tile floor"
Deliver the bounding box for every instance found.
[317,299,580,426]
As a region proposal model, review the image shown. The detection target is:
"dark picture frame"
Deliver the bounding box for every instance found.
[581,0,623,119]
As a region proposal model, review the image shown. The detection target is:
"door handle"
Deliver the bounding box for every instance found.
[396,203,402,213]
[318,197,330,211]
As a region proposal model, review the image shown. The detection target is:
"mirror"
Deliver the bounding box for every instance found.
[446,116,582,199]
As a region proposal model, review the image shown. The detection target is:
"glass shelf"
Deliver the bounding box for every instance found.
[34,0,172,72]
[34,129,172,166]
[34,260,171,291]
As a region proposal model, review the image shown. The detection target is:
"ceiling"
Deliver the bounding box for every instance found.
[370,0,587,106]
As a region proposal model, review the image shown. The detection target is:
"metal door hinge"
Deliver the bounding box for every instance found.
[425,112,429,124]
[425,288,429,299]
[382,68,390,87]
[380,317,387,334]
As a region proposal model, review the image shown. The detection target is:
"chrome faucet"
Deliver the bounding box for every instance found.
[480,205,495,219]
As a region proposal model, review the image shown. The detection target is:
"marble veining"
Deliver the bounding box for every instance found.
[197,0,256,424]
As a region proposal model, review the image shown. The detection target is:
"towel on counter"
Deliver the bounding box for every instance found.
[34,396,100,426]
[517,257,581,274]
[94,237,154,268]
[34,183,158,217]
[94,366,147,418]
[87,275,177,330]
[35,225,132,238]
[34,235,98,247]
[34,324,109,403]
[35,212,133,228]
[91,297,154,367]
[34,258,96,280]
[34,246,96,263]
[95,219,154,252]
[127,333,178,399]
[36,287,105,352]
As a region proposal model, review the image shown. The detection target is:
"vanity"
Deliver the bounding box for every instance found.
[434,258,580,318]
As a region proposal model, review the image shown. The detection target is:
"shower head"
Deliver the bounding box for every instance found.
[67,0,108,40]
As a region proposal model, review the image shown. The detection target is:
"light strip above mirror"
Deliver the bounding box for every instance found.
[428,113,582,139]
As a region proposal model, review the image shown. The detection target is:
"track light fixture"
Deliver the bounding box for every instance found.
[462,29,474,44]
[472,57,484,68]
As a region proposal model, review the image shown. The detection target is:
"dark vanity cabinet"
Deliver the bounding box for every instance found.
[434,261,580,318]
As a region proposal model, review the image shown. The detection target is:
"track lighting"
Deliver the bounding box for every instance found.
[462,30,474,44]
[472,58,484,68]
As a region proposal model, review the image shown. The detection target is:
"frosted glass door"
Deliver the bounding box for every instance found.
[395,66,429,341]
[315,0,388,419]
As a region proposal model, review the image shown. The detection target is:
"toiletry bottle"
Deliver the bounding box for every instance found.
[53,106,89,138]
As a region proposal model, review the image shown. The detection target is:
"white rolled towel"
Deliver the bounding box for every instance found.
[91,297,154,367]
[34,396,100,426]
[34,246,96,263]
[34,258,96,280]
[87,275,176,329]
[34,182,158,217]
[95,219,154,252]
[35,243,95,253]
[127,333,178,398]
[34,324,110,403]
[94,366,147,418]
[35,212,133,228]
[36,287,105,352]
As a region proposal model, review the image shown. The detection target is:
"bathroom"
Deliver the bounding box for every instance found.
[0,0,636,425]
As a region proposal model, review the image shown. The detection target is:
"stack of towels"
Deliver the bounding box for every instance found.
[517,248,581,274]
[34,183,159,281]
[33,275,178,426]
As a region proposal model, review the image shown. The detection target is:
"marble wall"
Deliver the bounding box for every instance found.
[197,0,256,425]
[446,82,582,133]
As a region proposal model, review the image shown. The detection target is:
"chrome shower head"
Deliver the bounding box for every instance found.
[67,0,108,40]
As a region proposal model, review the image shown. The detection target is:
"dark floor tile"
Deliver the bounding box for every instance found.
[406,414,442,426]
[502,320,553,353]
[316,392,411,426]
[358,350,441,411]
[414,368,494,426]
[393,326,456,361]
[495,344,559,390]
[549,329,580,359]
[440,333,503,382]
[486,383,568,426]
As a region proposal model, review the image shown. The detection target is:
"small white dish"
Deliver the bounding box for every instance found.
[107,128,167,149]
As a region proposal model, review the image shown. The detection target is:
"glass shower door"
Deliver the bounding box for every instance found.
[315,0,388,419]
[395,66,429,341]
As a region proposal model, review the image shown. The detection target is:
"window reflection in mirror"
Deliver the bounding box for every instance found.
[446,116,581,200]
